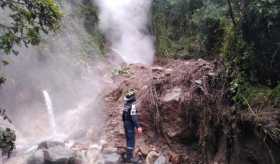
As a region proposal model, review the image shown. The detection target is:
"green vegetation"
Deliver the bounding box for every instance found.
[223,0,280,108]
[0,0,279,161]
[0,0,62,86]
[0,0,62,55]
[152,0,280,109]
[152,0,227,58]
[0,127,16,157]
[112,66,131,76]
[0,0,278,117]
[0,1,62,155]
[78,1,105,55]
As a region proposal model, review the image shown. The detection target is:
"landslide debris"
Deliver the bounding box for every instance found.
[103,59,280,164]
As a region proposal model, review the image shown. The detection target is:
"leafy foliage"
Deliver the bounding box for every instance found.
[152,0,280,108]
[222,0,280,106]
[79,0,105,55]
[240,0,280,86]
[152,0,227,58]
[0,0,62,54]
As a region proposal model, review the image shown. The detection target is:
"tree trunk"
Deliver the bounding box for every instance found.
[227,0,236,26]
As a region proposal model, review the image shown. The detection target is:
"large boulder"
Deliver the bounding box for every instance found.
[160,87,185,139]
[27,141,80,164]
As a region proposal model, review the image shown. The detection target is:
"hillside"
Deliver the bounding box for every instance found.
[0,0,280,164]
[102,58,280,164]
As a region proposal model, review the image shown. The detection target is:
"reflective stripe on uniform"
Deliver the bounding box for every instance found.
[130,104,136,115]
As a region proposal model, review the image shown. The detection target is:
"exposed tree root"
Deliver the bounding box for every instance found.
[104,59,280,164]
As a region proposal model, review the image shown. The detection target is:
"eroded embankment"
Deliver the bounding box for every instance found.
[103,58,280,164]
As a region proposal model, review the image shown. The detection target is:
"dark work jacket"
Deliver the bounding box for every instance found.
[122,96,140,128]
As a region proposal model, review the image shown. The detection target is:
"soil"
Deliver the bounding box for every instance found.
[102,58,280,164]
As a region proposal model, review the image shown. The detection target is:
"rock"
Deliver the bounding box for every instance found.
[161,86,185,141]
[160,87,186,140]
[152,67,164,72]
[168,152,181,164]
[154,155,168,164]
[138,144,150,155]
[44,145,76,163]
[28,141,80,164]
[38,141,64,149]
[164,69,173,76]
[103,152,122,164]
[27,150,44,164]
[163,87,182,102]
[194,79,202,85]
[166,127,184,138]
[145,151,160,164]
[103,147,118,154]
[207,72,216,76]
[78,147,102,164]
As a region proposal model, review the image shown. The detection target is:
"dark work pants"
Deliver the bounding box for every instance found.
[124,120,135,160]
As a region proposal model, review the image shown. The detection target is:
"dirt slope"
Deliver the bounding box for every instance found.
[102,58,280,164]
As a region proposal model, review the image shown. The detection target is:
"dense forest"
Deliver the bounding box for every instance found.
[150,1,280,163]
[152,0,280,107]
[0,0,280,164]
[2,0,279,108]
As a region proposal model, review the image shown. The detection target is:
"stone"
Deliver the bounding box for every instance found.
[207,72,216,76]
[27,150,44,164]
[145,151,160,164]
[154,155,168,164]
[194,79,202,85]
[152,67,164,72]
[27,141,80,164]
[166,127,184,138]
[103,152,122,164]
[103,147,118,154]
[163,87,182,102]
[165,69,173,76]
[137,144,150,155]
[44,145,75,162]
[38,141,64,149]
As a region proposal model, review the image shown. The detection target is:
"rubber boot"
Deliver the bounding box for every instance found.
[126,149,138,164]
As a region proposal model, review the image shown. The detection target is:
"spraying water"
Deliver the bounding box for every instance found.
[42,90,57,137]
[0,0,154,163]
[0,0,105,141]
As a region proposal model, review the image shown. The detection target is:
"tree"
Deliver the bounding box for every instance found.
[226,0,236,26]
[0,0,62,86]
[0,0,62,55]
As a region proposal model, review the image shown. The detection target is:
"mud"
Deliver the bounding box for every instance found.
[103,58,280,164]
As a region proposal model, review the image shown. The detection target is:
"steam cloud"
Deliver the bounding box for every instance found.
[0,0,106,147]
[94,0,155,64]
[0,0,155,155]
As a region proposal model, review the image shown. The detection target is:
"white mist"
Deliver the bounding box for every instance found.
[95,0,155,64]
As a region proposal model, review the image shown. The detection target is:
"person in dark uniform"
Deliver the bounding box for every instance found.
[122,89,142,163]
